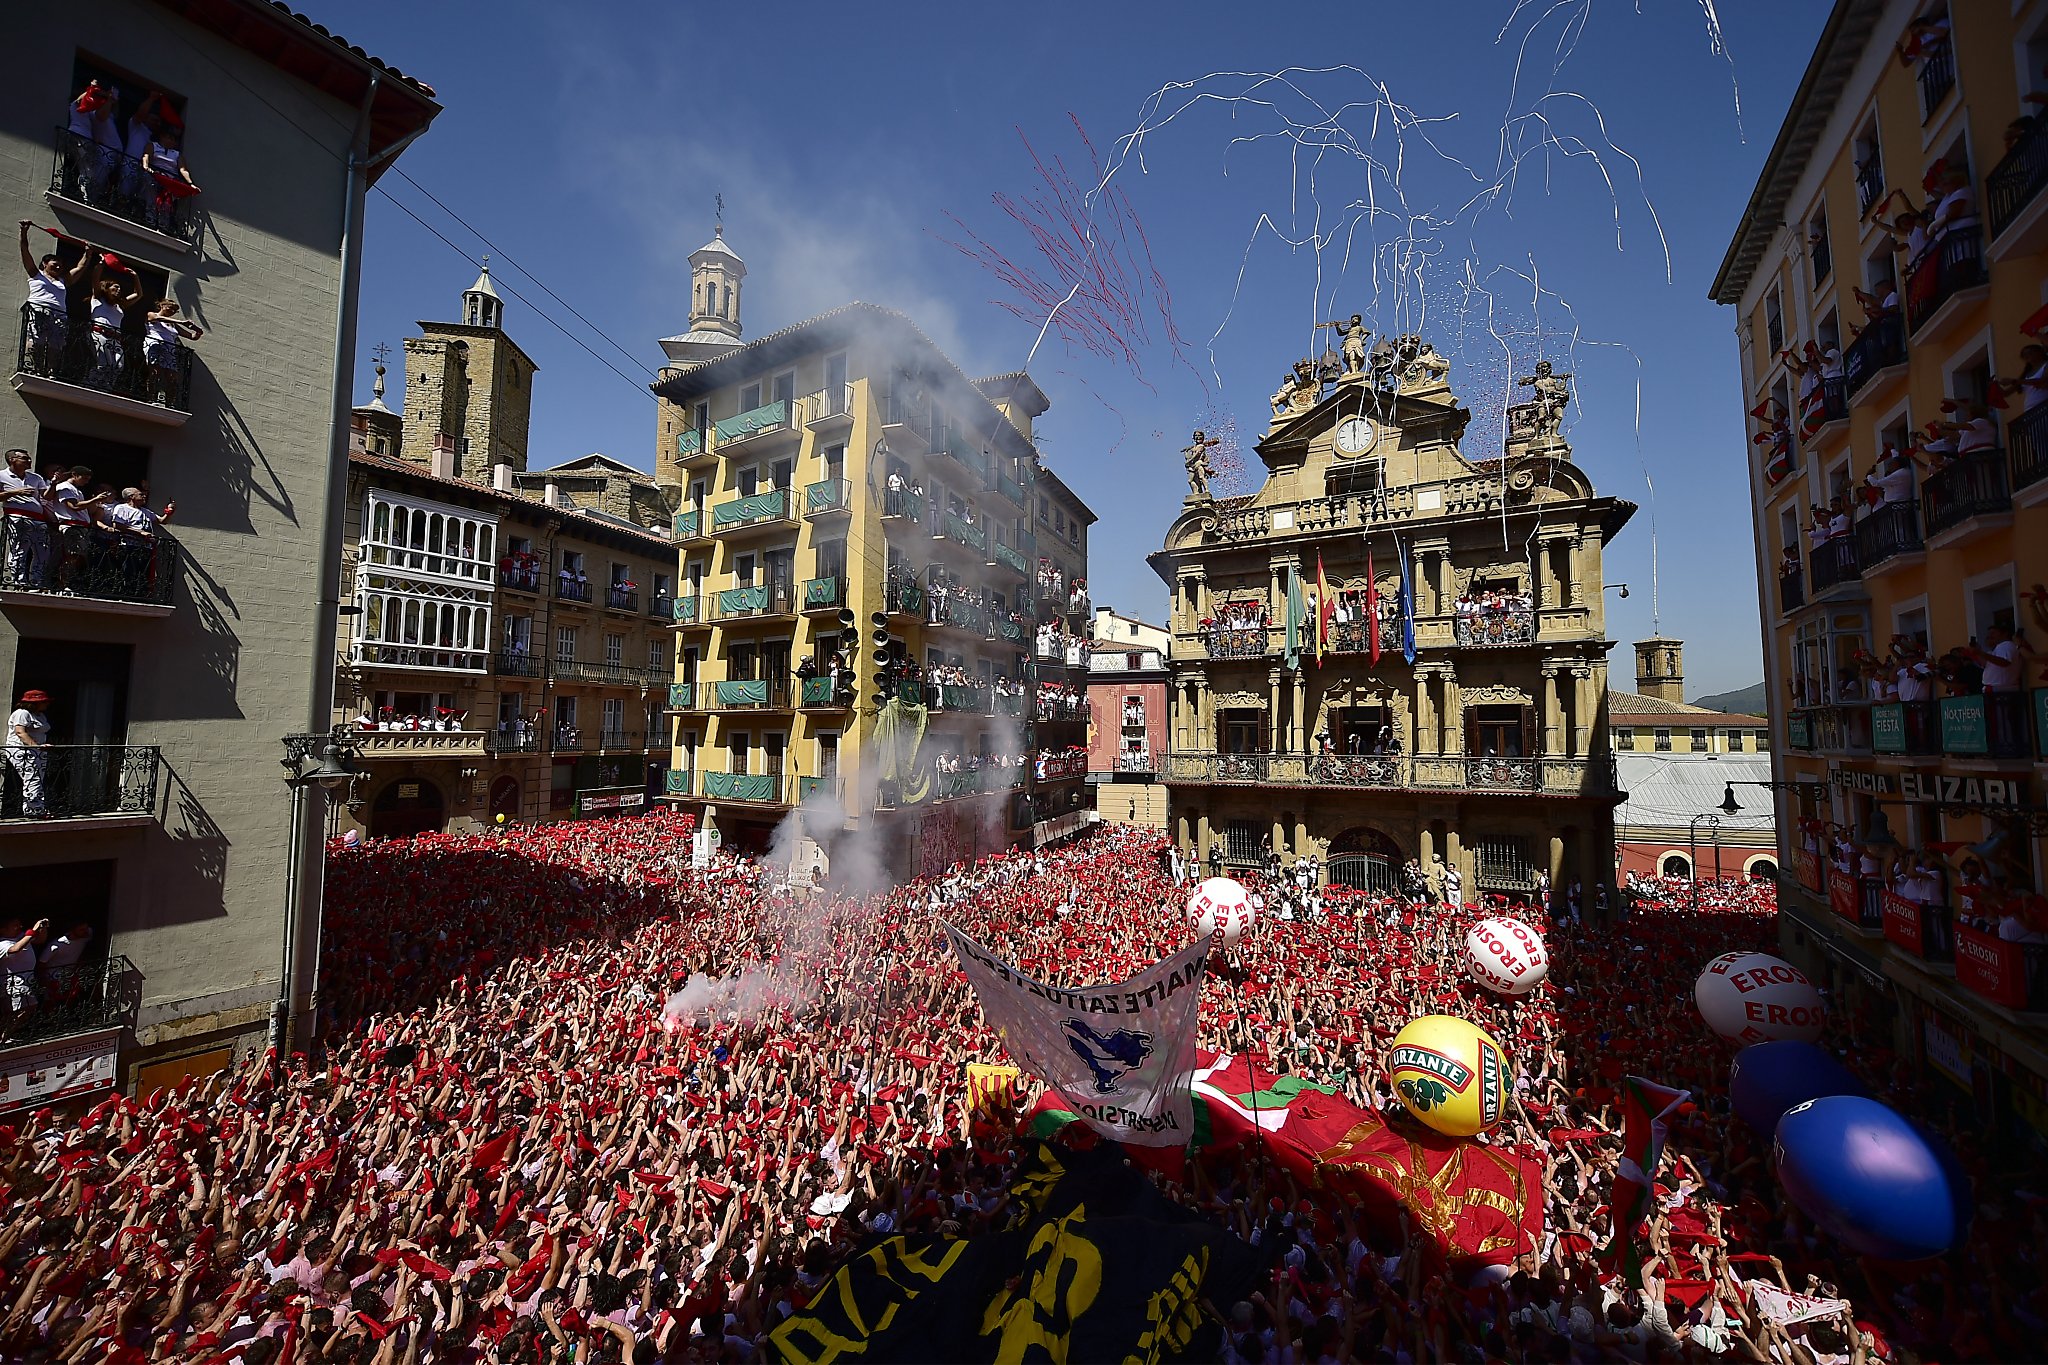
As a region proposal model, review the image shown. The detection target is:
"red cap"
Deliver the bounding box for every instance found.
[18,690,49,704]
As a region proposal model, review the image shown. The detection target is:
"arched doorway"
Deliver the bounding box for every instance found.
[488,775,520,823]
[1659,852,1693,879]
[369,778,446,840]
[1327,826,1404,895]
[1745,856,1778,880]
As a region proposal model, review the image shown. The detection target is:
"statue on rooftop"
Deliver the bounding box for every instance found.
[1316,314,1372,377]
[1183,429,1221,500]
[1516,360,1573,439]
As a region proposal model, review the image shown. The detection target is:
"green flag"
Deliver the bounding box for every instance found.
[1284,572,1307,671]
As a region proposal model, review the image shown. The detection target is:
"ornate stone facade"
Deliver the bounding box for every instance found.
[1149,335,1635,903]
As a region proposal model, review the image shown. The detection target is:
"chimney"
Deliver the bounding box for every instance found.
[543,481,562,508]
[429,432,458,480]
[1634,637,1685,703]
[492,462,514,493]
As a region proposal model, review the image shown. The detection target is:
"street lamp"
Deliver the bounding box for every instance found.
[273,727,362,1057]
[1687,784,1742,911]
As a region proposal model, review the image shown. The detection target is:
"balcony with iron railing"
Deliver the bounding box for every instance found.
[714,581,797,622]
[1111,749,1156,774]
[1917,40,1956,121]
[1856,155,1885,214]
[881,391,934,449]
[1453,609,1536,647]
[800,675,853,709]
[670,679,794,712]
[988,614,1026,645]
[1808,536,1861,595]
[675,426,709,465]
[1955,923,2048,1011]
[1921,448,2010,542]
[0,744,161,825]
[800,383,856,431]
[551,727,588,754]
[805,479,853,519]
[801,575,846,614]
[486,728,542,755]
[1877,887,1954,966]
[0,514,180,614]
[672,509,708,542]
[1812,375,1848,428]
[1853,500,1923,573]
[649,593,674,619]
[2010,402,2048,497]
[13,302,192,423]
[939,512,987,554]
[1035,750,1089,782]
[710,487,795,535]
[882,570,926,619]
[1159,750,1612,798]
[1791,703,1872,754]
[555,577,592,605]
[673,595,703,627]
[713,399,796,452]
[598,730,642,751]
[1843,314,1906,399]
[1938,691,2029,759]
[553,658,648,686]
[0,953,140,1049]
[927,593,987,635]
[603,586,640,614]
[928,683,994,714]
[1331,618,1402,656]
[1199,626,1271,659]
[882,487,926,523]
[1778,569,1805,615]
[933,765,1023,801]
[1990,114,2048,246]
[992,541,1029,576]
[48,128,203,248]
[1905,226,1986,337]
[350,641,489,673]
[499,560,544,593]
[702,770,788,804]
[1870,698,1938,756]
[662,768,693,798]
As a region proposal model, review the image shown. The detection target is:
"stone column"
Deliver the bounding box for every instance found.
[1418,825,1436,872]
[1548,834,1565,910]
[1269,667,1284,753]
[1198,678,1215,751]
[1433,546,1453,617]
[1571,665,1594,757]
[1273,815,1288,859]
[1579,532,1605,630]
[1413,670,1437,754]
[1563,534,1584,608]
[1541,664,1563,755]
[1292,678,1307,755]
[1441,665,1464,757]
[1445,827,1465,899]
[1196,810,1211,862]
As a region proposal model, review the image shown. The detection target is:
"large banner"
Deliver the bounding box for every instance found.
[766,1142,1257,1365]
[945,923,1207,1148]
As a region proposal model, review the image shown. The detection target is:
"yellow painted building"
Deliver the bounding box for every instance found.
[1713,0,2048,1140]
[1151,333,1633,904]
[652,230,1096,871]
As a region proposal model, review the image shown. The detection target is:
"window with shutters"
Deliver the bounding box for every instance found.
[1222,820,1261,865]
[555,626,577,663]
[1472,838,1536,890]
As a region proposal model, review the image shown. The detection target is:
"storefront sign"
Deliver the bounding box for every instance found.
[1941,695,1988,754]
[575,787,646,815]
[0,1028,120,1111]
[1955,923,2029,1009]
[1826,869,1858,923]
[1922,1013,1973,1092]
[1871,703,1906,754]
[1881,890,1925,957]
[1897,771,2028,805]
[1832,769,1898,795]
[1788,715,1812,749]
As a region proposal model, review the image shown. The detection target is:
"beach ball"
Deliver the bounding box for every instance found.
[1775,1096,1969,1260]
[1464,917,1549,996]
[1386,1015,1510,1137]
[1729,1040,1867,1133]
[341,829,360,849]
[1694,951,1825,1045]
[1187,876,1256,947]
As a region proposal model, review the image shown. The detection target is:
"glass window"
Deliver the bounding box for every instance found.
[556,626,577,663]
[1653,728,1672,752]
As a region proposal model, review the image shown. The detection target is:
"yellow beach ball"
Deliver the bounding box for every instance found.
[1386,1014,1511,1137]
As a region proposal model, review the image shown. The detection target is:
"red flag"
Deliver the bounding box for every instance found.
[469,1129,515,1174]
[1364,546,1380,666]
[1599,1076,1690,1277]
[1315,551,1333,663]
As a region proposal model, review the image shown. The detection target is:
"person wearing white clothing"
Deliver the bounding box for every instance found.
[48,467,106,595]
[0,918,46,1019]
[87,266,142,391]
[0,449,52,589]
[5,688,52,818]
[37,923,91,973]
[18,222,98,377]
[142,299,202,405]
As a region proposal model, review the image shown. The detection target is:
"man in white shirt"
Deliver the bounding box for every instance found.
[5,688,52,817]
[48,465,106,594]
[105,486,174,599]
[0,447,52,589]
[0,918,47,1017]
[1972,623,2027,692]
[38,922,91,973]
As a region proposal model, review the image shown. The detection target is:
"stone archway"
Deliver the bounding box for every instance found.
[1744,855,1778,880]
[488,775,521,822]
[1659,851,1693,879]
[369,778,447,840]
[1327,825,1404,895]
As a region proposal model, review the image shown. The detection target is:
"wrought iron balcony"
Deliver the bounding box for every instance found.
[1856,156,1885,214]
[1159,750,1612,798]
[802,575,846,613]
[1917,42,1955,121]
[1922,449,2010,539]
[1331,618,1400,656]
[649,593,674,619]
[672,509,705,541]
[598,730,641,751]
[1035,751,1089,782]
[1991,116,2048,242]
[495,648,544,677]
[1777,569,1804,614]
[989,615,1026,644]
[934,765,1022,800]
[351,641,488,673]
[603,586,639,613]
[671,679,794,711]
[1113,750,1156,774]
[551,728,588,754]
[1199,627,1270,659]
[0,744,160,823]
[48,129,203,246]
[1843,315,1905,399]
[800,675,852,708]
[0,514,180,610]
[1906,226,1985,335]
[709,487,794,533]
[675,427,707,462]
[555,577,592,604]
[883,487,926,522]
[714,581,796,621]
[800,383,856,428]
[1453,609,1535,647]
[805,479,853,518]
[2013,401,2048,495]
[940,512,987,553]
[1870,698,1938,756]
[13,302,192,418]
[713,399,794,450]
[1813,375,1847,426]
[928,683,994,714]
[673,595,703,626]
[554,658,647,686]
[1955,924,2048,1011]
[927,594,987,635]
[499,562,544,593]
[882,571,926,619]
[1808,536,1861,593]
[993,542,1029,576]
[662,768,693,797]
[486,729,542,754]
[1939,692,2028,759]
[0,954,139,1048]
[1853,500,1923,570]
[702,770,786,803]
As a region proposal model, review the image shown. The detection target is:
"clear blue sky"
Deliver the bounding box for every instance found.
[337,0,1830,699]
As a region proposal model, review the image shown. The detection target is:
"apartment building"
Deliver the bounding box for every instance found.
[1151,335,1633,902]
[651,229,1097,875]
[1712,0,2048,1148]
[0,0,437,1093]
[1085,638,1170,831]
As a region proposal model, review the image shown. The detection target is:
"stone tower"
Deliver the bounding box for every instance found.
[399,260,539,484]
[656,223,749,500]
[1634,637,1685,703]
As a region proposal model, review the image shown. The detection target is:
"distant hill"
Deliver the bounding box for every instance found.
[1694,682,1766,716]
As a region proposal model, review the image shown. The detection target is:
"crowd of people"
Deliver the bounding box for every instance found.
[0,812,2026,1361]
[0,445,177,601]
[1035,679,1086,721]
[59,80,203,233]
[1201,600,1271,657]
[20,220,200,411]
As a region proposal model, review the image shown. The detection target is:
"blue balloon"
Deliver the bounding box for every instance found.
[1775,1096,1969,1260]
[1729,1041,1867,1133]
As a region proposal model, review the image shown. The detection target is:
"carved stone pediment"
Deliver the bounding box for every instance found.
[1461,683,1530,705]
[1212,691,1266,710]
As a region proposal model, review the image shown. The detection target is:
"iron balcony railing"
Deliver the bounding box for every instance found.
[883,570,927,618]
[993,542,1029,576]
[670,679,794,711]
[1200,627,1270,659]
[672,509,705,540]
[1922,448,2010,538]
[710,487,795,532]
[49,129,203,245]
[554,659,646,686]
[0,514,180,606]
[1843,315,1905,398]
[1453,609,1536,647]
[0,744,160,821]
[1809,536,1860,593]
[1331,619,1401,656]
[1778,570,1804,614]
[714,581,797,621]
[649,593,674,619]
[1814,376,1847,426]
[1856,156,1885,214]
[1918,41,1956,121]
[800,675,853,708]
[927,594,987,634]
[499,562,544,593]
[1811,231,1831,287]
[2010,402,2048,494]
[989,615,1026,644]
[350,641,488,672]
[800,384,855,424]
[928,683,994,714]
[1036,751,1089,782]
[1906,226,1985,334]
[673,596,702,625]
[1870,698,1939,756]
[802,575,846,613]
[1938,692,2029,759]
[662,769,692,797]
[1991,114,2048,240]
[702,770,787,803]
[598,730,641,751]
[805,479,853,517]
[604,587,639,613]
[0,954,138,1048]
[551,728,588,754]
[933,766,1023,800]
[15,302,192,412]
[1112,750,1156,773]
[713,399,793,448]
[1159,750,1614,797]
[555,578,592,604]
[941,512,987,553]
[1853,500,1923,570]
[883,487,926,522]
[486,729,542,754]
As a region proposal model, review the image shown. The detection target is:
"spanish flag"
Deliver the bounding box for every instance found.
[1315,551,1333,663]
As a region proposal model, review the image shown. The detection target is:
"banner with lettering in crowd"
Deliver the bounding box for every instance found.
[765,1142,1258,1364]
[945,923,1207,1148]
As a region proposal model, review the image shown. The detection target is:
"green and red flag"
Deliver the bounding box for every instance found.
[1599,1076,1691,1276]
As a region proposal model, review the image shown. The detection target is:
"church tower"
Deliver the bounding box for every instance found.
[1634,637,1685,703]
[399,259,540,484]
[657,221,749,500]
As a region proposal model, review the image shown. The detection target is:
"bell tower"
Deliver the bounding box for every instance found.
[688,225,745,342]
[1634,637,1685,703]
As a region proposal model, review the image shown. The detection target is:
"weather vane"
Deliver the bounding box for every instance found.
[370,341,391,365]
[715,192,724,229]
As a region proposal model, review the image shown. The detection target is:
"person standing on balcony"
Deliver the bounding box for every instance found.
[18,222,98,374]
[63,80,121,205]
[1925,161,1978,246]
[37,922,91,975]
[105,486,174,599]
[0,449,52,590]
[141,124,202,234]
[1995,344,2048,413]
[1936,399,1999,456]
[87,262,143,391]
[5,689,51,819]
[142,299,201,406]
[48,466,107,594]
[0,918,46,1024]
[1965,623,2030,694]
